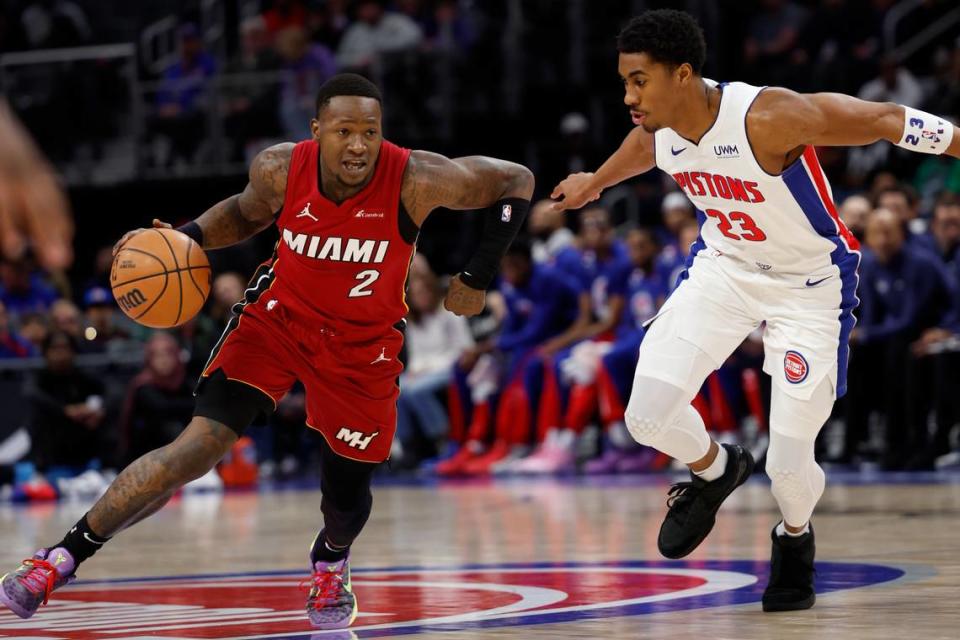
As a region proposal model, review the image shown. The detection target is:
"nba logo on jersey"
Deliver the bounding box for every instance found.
[501,204,512,222]
[784,351,809,384]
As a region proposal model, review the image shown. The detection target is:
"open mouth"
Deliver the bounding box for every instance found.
[631,110,646,125]
[342,159,367,174]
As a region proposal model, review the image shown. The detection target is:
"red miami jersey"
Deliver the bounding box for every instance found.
[268,139,415,331]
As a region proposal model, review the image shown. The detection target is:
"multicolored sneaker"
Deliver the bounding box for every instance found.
[303,556,358,629]
[0,547,77,618]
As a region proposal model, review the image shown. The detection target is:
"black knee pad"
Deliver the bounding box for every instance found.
[193,368,275,436]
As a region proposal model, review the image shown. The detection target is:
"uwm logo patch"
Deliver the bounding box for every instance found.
[0,560,903,639]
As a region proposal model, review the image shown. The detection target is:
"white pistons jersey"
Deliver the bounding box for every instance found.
[654,81,860,280]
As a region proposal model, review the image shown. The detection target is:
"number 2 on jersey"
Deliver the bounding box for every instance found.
[704,208,767,242]
[349,269,380,297]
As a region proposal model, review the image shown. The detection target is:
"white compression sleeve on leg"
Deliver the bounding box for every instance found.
[766,376,833,527]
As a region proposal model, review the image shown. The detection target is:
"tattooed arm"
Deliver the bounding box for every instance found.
[400,151,534,225]
[401,151,535,316]
[113,143,293,254]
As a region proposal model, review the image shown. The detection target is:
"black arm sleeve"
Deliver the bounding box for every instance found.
[459,198,530,290]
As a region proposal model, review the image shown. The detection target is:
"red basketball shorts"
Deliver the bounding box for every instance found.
[199,294,404,463]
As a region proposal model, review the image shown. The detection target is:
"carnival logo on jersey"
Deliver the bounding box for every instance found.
[0,560,904,639]
[784,350,809,384]
[281,228,390,264]
[354,208,385,219]
[714,144,740,158]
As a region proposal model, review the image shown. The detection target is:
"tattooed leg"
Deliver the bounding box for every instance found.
[86,417,238,537]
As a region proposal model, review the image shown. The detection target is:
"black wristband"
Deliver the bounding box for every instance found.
[176,221,204,247]
[460,197,530,290]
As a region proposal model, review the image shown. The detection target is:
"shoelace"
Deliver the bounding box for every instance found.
[18,559,58,605]
[300,568,345,609]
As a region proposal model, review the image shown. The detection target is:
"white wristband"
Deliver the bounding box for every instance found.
[897,106,953,154]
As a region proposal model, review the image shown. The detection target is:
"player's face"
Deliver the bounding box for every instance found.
[312,96,383,187]
[618,53,693,133]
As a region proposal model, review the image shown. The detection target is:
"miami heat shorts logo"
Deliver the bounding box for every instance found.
[784,350,809,384]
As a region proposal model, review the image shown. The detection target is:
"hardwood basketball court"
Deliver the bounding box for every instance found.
[0,473,957,639]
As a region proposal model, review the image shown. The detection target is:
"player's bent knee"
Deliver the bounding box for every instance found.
[624,412,667,445]
[163,416,240,483]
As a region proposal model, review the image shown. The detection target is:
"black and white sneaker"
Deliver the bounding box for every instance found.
[657,444,755,559]
[763,523,816,612]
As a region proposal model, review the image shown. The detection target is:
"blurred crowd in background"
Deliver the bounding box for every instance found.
[0,0,959,500]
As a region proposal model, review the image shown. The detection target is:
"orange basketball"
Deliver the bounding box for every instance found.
[110,227,211,328]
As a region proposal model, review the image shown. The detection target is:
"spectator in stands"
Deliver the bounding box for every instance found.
[0,257,58,318]
[876,184,924,237]
[437,239,581,476]
[0,300,34,358]
[528,199,574,264]
[152,23,216,167]
[82,286,136,355]
[276,26,337,140]
[859,57,925,107]
[743,0,809,86]
[223,16,282,162]
[210,272,246,325]
[17,312,48,353]
[118,332,193,465]
[336,0,423,72]
[49,298,83,342]
[394,272,474,466]
[915,192,960,281]
[23,330,105,478]
[659,217,700,294]
[844,209,956,469]
[840,194,873,244]
[655,191,695,281]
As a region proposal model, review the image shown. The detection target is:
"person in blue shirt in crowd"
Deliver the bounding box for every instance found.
[437,238,581,476]
[586,228,669,473]
[513,208,631,473]
[657,217,701,293]
[904,192,960,468]
[0,300,35,358]
[843,208,958,469]
[0,258,58,319]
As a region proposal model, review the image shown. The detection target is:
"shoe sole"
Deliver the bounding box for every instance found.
[762,593,816,612]
[658,447,756,559]
[0,576,34,619]
[309,593,359,629]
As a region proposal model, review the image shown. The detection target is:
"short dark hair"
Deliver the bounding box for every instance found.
[617,10,706,74]
[315,73,383,115]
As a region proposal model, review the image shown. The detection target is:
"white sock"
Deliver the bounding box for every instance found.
[694,444,728,482]
[776,521,810,537]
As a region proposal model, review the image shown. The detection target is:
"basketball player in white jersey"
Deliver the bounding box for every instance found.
[551,10,959,612]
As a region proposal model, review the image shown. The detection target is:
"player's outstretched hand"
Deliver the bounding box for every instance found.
[550,172,601,211]
[444,274,485,317]
[113,219,172,256]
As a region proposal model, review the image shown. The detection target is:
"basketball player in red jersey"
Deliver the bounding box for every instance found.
[0,74,533,630]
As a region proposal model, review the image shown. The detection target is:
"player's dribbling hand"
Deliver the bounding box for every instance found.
[444,274,485,317]
[549,172,601,211]
[113,219,172,256]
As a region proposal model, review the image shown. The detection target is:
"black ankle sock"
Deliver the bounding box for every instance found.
[311,530,350,563]
[52,515,111,565]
